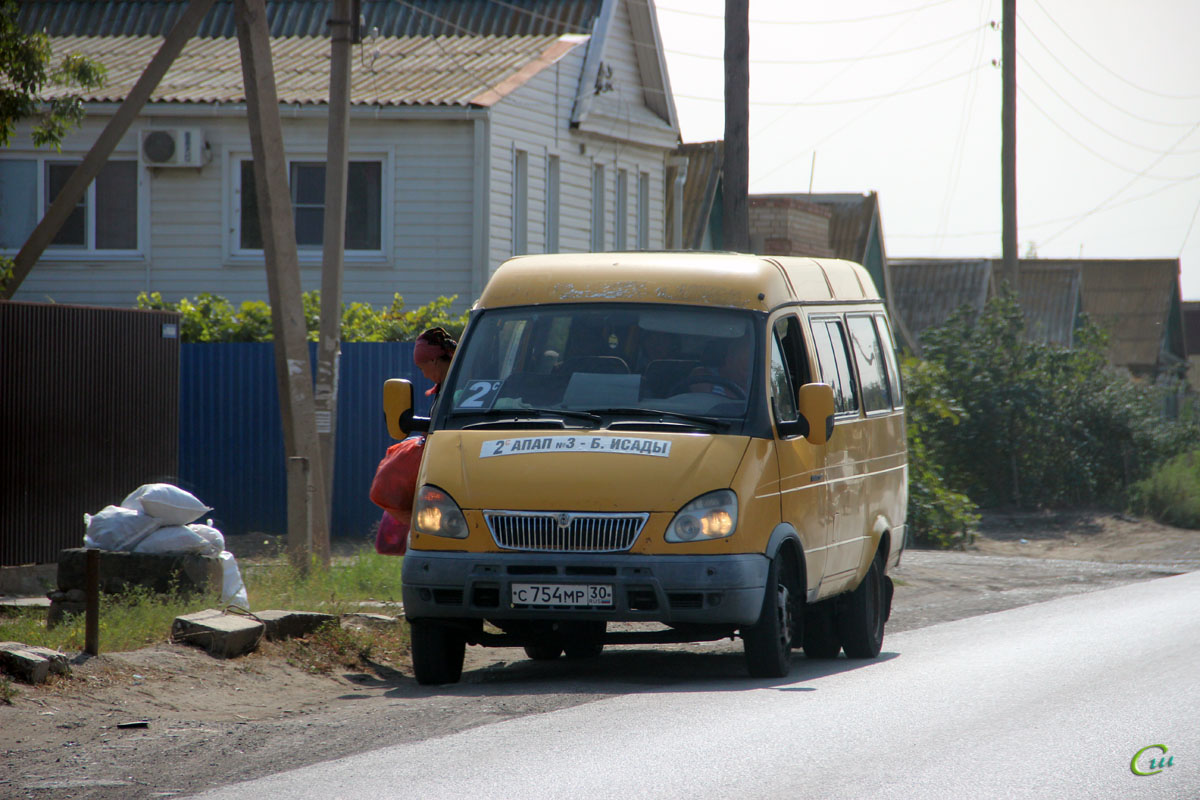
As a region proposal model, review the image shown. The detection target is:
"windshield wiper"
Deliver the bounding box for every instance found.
[452,407,602,429]
[589,407,729,431]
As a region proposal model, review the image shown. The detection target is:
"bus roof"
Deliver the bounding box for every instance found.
[476,252,880,311]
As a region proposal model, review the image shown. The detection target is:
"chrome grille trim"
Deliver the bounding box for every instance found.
[484,510,648,553]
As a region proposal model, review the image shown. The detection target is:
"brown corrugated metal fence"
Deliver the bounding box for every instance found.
[1,302,180,566]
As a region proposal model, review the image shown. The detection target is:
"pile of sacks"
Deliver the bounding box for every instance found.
[83,484,249,609]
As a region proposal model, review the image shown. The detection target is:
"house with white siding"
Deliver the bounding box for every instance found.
[3,0,680,311]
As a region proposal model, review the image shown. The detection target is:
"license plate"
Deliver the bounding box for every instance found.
[511,583,614,607]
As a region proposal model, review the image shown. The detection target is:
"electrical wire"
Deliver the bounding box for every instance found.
[1040,119,1200,247]
[665,23,986,65]
[1027,0,1200,101]
[1017,16,1200,128]
[656,0,958,26]
[676,64,988,107]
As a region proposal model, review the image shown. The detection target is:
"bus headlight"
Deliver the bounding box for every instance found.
[665,490,738,542]
[411,485,469,539]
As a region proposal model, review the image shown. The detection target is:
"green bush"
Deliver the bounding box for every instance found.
[902,356,980,547]
[136,290,468,343]
[915,290,1198,508]
[1129,450,1200,528]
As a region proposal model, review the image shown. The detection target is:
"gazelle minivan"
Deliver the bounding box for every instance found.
[384,252,907,684]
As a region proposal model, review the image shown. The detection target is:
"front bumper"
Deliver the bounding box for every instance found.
[401,550,769,625]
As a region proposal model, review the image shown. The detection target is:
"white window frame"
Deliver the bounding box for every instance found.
[0,153,147,260]
[545,154,560,253]
[615,168,628,251]
[637,170,650,250]
[224,148,392,266]
[591,162,606,251]
[513,148,529,256]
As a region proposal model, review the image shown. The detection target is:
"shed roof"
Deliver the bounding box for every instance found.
[39,32,582,107]
[1038,258,1183,371]
[887,259,993,339]
[17,0,603,38]
[1014,263,1081,347]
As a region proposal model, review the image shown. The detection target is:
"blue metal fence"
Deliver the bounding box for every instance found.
[179,343,434,539]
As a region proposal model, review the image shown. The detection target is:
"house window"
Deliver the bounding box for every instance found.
[591,163,605,251]
[637,171,650,250]
[0,157,139,252]
[237,158,382,253]
[615,169,628,250]
[545,155,560,253]
[513,149,529,255]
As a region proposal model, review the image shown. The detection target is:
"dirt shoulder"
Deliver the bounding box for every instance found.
[2,510,1197,799]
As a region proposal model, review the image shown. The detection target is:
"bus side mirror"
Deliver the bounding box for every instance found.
[383,379,416,439]
[797,383,835,446]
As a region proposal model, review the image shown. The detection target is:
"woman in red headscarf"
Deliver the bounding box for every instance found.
[412,326,457,396]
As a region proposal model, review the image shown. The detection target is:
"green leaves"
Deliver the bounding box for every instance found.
[135,290,469,343]
[0,0,106,149]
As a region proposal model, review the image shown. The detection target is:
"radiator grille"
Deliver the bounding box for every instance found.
[484,511,647,553]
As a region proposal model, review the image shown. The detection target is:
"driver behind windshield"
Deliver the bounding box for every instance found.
[684,331,752,398]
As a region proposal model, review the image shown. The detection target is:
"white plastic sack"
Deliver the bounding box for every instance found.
[220,551,249,610]
[189,523,225,556]
[134,525,212,555]
[83,505,162,551]
[122,483,211,525]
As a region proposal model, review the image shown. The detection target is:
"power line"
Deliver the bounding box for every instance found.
[677,64,988,107]
[1019,56,1200,156]
[656,0,957,26]
[1017,16,1200,128]
[665,23,986,65]
[1040,120,1200,247]
[1027,0,1200,101]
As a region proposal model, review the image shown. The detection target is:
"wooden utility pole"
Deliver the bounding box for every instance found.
[1,0,217,300]
[315,0,357,523]
[1001,0,1018,289]
[234,0,331,568]
[722,0,750,252]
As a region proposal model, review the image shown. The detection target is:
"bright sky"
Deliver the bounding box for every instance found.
[653,0,1200,299]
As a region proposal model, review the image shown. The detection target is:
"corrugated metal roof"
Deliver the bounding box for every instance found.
[17,0,603,38]
[1014,263,1080,347]
[800,193,877,262]
[670,140,722,249]
[887,258,993,340]
[1183,302,1200,355]
[40,33,578,106]
[1042,258,1182,372]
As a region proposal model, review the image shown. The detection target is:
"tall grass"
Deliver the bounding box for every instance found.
[1129,450,1200,529]
[0,547,406,657]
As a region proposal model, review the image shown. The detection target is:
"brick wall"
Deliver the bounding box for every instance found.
[748,197,834,258]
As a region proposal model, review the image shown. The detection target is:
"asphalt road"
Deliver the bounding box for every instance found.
[188,571,1200,800]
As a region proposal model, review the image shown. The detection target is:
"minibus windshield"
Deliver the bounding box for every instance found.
[442,304,758,426]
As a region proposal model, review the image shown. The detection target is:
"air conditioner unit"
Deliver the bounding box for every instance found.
[140,128,209,168]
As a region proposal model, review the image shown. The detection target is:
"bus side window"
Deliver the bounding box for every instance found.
[812,318,859,416]
[770,316,802,423]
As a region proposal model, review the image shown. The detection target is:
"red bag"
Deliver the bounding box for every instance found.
[376,510,409,555]
[369,435,425,516]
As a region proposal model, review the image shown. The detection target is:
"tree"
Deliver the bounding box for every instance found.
[0,0,106,149]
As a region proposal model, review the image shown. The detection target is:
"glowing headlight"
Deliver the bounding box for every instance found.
[411,485,469,539]
[665,490,738,542]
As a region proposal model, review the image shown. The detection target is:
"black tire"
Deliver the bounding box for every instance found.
[742,555,796,678]
[523,643,564,661]
[409,619,466,685]
[802,598,841,659]
[840,551,887,659]
[563,621,606,659]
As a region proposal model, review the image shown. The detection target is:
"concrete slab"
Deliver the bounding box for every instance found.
[171,609,263,659]
[255,610,337,641]
[0,642,69,684]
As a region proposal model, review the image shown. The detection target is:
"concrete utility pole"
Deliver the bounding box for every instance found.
[315,0,357,526]
[234,0,331,568]
[1,0,217,300]
[1001,0,1018,289]
[722,0,750,252]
